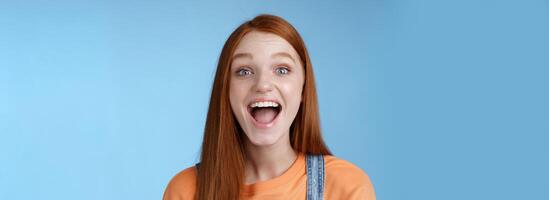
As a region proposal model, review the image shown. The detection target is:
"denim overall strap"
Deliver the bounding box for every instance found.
[306,154,325,200]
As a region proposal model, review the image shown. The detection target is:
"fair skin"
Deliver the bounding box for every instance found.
[229,31,305,184]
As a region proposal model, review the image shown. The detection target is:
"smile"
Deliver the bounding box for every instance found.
[247,100,282,129]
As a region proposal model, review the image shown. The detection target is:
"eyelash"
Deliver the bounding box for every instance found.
[236,68,252,77]
[235,66,291,77]
[275,66,290,75]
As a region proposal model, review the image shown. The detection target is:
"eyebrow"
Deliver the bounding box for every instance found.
[232,52,297,64]
[271,52,296,64]
[232,53,253,60]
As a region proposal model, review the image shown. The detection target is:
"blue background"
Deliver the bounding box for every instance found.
[1,0,548,199]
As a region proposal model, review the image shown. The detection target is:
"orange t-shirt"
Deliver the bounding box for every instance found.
[163,153,376,200]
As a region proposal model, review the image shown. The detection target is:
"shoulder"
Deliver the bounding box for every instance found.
[323,155,376,200]
[162,166,197,200]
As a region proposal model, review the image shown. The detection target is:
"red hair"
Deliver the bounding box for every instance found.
[197,14,331,200]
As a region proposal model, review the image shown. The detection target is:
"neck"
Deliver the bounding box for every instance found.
[243,135,297,185]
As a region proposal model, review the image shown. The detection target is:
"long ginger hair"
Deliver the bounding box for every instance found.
[197,14,331,200]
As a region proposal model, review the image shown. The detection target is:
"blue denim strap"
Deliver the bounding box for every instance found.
[306,154,325,200]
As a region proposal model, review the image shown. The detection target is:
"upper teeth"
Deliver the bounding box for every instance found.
[250,101,279,108]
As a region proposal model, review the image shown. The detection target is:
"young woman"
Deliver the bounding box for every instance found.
[163,14,375,200]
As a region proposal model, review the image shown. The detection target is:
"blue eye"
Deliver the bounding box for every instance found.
[236,68,252,77]
[275,67,289,75]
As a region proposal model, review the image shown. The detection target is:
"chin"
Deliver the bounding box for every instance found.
[245,130,285,147]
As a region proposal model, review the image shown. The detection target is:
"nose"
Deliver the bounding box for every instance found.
[254,70,274,93]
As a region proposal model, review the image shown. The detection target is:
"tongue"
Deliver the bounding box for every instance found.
[252,108,278,124]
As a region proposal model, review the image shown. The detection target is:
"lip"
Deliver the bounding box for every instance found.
[247,97,282,129]
[248,98,281,105]
[248,108,281,129]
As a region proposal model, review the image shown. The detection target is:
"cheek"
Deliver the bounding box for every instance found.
[280,78,304,107]
[229,81,249,110]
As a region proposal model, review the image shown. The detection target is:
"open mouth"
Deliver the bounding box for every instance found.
[247,101,282,126]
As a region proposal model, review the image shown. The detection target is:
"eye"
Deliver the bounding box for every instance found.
[236,68,252,77]
[275,67,290,75]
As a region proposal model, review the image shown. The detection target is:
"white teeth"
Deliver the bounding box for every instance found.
[250,101,279,108]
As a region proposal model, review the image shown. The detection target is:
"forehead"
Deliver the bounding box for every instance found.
[233,31,299,58]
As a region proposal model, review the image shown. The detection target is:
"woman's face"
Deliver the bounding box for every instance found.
[229,31,304,147]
